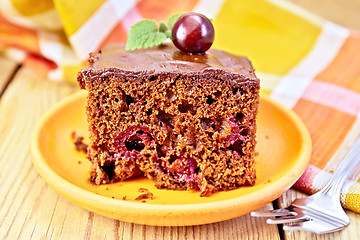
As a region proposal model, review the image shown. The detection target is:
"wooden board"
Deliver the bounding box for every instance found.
[1,0,360,239]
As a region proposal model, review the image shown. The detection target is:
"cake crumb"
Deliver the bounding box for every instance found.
[71,131,88,154]
[88,50,101,66]
[112,196,115,199]
[78,161,82,164]
[135,192,154,201]
[122,196,127,200]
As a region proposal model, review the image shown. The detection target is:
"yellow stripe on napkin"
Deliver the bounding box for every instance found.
[345,182,360,213]
[213,0,321,75]
[10,0,54,16]
[53,0,105,36]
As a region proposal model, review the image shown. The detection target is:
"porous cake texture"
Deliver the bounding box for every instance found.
[77,44,260,196]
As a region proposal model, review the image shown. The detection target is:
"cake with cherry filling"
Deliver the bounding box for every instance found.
[77,43,260,196]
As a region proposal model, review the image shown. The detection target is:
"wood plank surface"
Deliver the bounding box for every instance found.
[0,0,360,239]
[0,65,280,240]
[0,55,18,94]
[0,67,76,239]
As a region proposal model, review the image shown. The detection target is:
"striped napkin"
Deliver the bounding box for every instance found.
[1,0,359,212]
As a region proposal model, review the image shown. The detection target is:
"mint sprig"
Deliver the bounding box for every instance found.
[125,13,183,51]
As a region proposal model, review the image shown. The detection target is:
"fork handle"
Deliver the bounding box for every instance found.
[318,137,360,198]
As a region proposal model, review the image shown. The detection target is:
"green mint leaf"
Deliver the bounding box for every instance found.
[125,13,189,50]
[167,13,184,31]
[165,31,172,39]
[125,20,168,51]
[159,22,168,32]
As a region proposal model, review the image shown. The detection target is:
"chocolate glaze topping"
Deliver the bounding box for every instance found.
[89,44,258,81]
[78,43,260,195]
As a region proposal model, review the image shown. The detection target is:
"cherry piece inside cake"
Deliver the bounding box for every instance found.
[77,44,260,196]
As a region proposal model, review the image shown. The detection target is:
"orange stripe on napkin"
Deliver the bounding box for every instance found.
[294,164,321,193]
[0,14,40,55]
[23,54,57,77]
[302,81,360,116]
[137,0,199,21]
[293,99,356,169]
[99,23,128,48]
[315,32,360,93]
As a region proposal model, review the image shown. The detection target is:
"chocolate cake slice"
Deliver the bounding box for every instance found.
[77,44,260,196]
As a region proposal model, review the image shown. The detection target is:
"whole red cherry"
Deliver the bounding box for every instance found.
[172,13,215,54]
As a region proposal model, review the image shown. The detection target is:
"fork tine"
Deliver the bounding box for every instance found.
[266,216,309,225]
[283,219,348,234]
[283,223,304,232]
[250,209,296,217]
[252,137,360,234]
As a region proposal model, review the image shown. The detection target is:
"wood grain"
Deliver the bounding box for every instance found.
[0,66,76,239]
[0,56,18,94]
[1,1,360,239]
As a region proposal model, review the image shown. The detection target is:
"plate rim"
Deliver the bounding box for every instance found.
[30,90,312,224]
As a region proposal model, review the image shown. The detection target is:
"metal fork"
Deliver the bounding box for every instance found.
[251,137,360,234]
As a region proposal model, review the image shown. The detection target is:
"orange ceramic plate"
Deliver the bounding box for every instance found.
[31,90,311,226]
